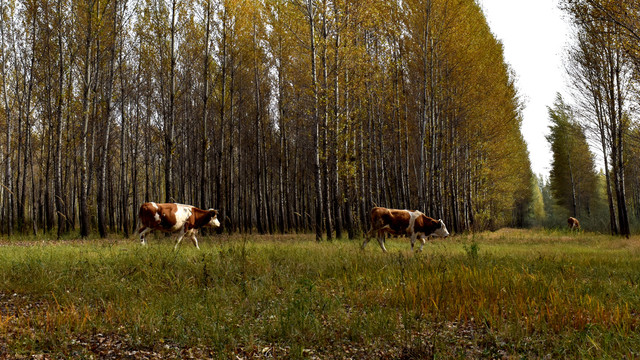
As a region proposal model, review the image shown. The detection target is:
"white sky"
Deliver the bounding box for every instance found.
[477,0,572,177]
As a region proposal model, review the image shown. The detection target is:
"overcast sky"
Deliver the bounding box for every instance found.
[477,0,572,177]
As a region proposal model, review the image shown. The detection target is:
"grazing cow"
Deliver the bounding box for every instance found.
[362,207,449,252]
[137,202,221,249]
[568,217,580,230]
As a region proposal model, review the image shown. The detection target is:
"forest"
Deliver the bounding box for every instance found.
[0,0,639,239]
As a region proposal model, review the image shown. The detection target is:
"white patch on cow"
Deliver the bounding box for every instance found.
[154,212,161,223]
[406,210,421,235]
[151,202,158,210]
[172,204,194,232]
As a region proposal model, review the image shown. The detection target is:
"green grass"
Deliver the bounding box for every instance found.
[0,229,639,358]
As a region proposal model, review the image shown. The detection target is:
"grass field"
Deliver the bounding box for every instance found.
[0,229,639,359]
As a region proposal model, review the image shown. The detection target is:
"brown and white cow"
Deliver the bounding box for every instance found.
[568,217,580,230]
[362,207,449,252]
[137,202,221,249]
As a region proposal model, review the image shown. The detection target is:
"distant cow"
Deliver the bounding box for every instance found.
[362,207,449,252]
[137,202,221,249]
[568,217,580,230]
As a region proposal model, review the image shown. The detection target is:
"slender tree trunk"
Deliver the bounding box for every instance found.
[15,54,25,233]
[42,37,56,234]
[253,20,265,234]
[118,0,129,237]
[306,0,323,241]
[16,11,37,234]
[614,48,630,237]
[28,129,37,236]
[402,64,411,209]
[0,0,13,236]
[217,6,227,225]
[54,0,66,237]
[344,67,355,238]
[428,39,437,216]
[144,81,151,203]
[165,0,177,204]
[97,91,113,238]
[277,34,287,233]
[263,136,274,234]
[418,2,431,212]
[392,39,403,208]
[320,6,332,239]
[79,0,95,238]
[593,88,617,234]
[358,97,366,227]
[131,57,142,232]
[226,53,236,232]
[98,0,118,238]
[25,9,38,235]
[332,4,343,238]
[201,0,211,210]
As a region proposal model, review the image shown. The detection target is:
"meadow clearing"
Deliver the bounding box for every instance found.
[0,229,639,359]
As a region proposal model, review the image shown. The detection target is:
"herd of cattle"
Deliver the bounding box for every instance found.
[136,202,580,251]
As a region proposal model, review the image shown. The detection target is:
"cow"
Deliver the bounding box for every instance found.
[362,207,449,252]
[568,217,580,230]
[137,202,221,249]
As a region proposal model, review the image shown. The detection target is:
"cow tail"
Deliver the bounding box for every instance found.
[134,216,140,238]
[134,208,144,238]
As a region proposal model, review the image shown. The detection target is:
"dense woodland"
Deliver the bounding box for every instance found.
[0,0,535,238]
[547,0,640,236]
[1,0,638,239]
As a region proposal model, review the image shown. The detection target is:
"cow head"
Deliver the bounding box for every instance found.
[433,219,449,238]
[206,209,221,228]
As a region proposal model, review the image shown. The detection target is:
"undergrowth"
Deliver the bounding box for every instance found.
[0,230,638,358]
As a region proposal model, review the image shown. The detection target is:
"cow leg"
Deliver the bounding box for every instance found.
[361,237,369,250]
[138,227,152,245]
[418,235,427,251]
[188,229,200,250]
[362,227,375,250]
[377,232,388,252]
[410,233,418,250]
[174,227,187,250]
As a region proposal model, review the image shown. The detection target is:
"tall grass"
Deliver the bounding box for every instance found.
[0,230,639,358]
